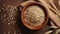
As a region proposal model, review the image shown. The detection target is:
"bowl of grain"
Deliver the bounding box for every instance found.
[21,2,49,30]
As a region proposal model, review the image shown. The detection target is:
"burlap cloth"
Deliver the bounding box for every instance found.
[0,0,60,34]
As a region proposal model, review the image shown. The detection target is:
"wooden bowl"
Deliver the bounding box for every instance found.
[21,2,49,30]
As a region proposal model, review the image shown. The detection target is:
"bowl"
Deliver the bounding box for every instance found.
[21,2,49,30]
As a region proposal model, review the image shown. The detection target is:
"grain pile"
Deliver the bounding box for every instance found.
[24,5,45,27]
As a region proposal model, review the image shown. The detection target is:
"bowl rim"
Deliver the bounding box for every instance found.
[21,2,49,30]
